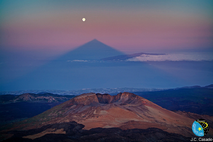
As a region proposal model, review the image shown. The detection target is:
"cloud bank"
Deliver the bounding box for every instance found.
[127,52,213,62]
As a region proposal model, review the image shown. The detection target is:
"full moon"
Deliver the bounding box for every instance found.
[82,18,86,22]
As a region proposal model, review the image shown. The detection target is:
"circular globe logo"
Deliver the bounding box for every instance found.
[192,119,209,137]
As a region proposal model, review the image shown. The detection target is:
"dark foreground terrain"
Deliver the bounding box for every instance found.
[134,85,213,116]
[0,93,75,125]
[2,122,191,142]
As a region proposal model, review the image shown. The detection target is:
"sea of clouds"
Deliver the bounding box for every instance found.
[127,52,213,62]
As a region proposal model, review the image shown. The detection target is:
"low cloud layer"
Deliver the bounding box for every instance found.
[67,60,88,62]
[127,52,213,62]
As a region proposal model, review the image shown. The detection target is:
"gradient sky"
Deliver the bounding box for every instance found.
[1,0,213,53]
[0,0,213,91]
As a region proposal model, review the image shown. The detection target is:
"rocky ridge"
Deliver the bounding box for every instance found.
[8,92,204,138]
[0,93,74,104]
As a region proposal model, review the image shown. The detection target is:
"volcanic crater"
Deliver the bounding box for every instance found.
[8,92,198,138]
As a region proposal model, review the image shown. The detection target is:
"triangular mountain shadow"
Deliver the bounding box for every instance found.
[56,39,124,61]
[1,39,185,91]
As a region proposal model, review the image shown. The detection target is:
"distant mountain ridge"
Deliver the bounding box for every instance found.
[102,52,165,61]
[0,93,74,104]
[205,84,213,88]
[0,93,75,126]
[1,84,212,95]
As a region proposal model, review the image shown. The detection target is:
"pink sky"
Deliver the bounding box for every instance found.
[1,1,213,53]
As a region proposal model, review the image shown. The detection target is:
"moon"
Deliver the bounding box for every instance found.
[82,18,86,22]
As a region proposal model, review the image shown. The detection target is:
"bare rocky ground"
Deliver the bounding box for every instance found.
[1,92,213,141]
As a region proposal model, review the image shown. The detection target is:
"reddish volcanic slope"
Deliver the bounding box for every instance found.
[10,92,201,138]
